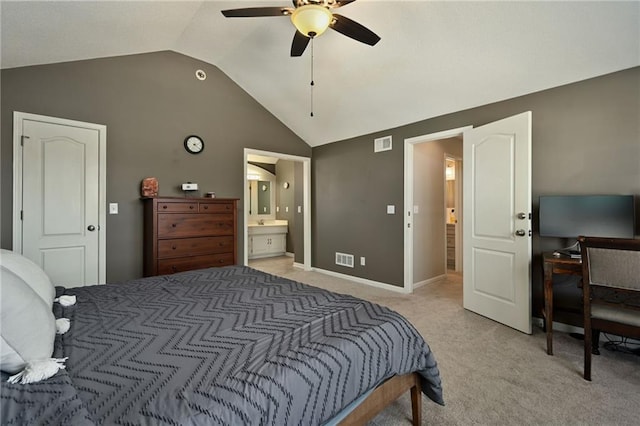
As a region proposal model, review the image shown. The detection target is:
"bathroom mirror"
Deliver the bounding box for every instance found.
[257,181,271,214]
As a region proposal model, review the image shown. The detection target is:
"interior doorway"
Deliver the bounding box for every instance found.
[243,148,311,271]
[405,113,532,333]
[403,126,470,292]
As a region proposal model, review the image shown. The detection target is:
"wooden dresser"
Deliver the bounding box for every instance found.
[143,197,238,277]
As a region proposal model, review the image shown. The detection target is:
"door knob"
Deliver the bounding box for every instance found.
[515,229,526,237]
[516,212,527,220]
[87,225,96,231]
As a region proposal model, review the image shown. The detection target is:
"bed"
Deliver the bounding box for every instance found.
[1,263,443,425]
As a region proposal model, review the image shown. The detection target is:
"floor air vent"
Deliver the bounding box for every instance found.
[335,252,354,268]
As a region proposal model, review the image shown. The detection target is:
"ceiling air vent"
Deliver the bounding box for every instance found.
[374,136,392,152]
[335,252,354,268]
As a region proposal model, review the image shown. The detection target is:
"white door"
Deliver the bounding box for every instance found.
[463,112,532,333]
[14,112,106,287]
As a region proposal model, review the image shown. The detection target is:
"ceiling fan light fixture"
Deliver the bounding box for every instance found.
[291,5,332,38]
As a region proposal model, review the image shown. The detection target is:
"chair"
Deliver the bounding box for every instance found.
[578,236,640,381]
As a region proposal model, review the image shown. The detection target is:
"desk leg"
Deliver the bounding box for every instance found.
[543,263,554,355]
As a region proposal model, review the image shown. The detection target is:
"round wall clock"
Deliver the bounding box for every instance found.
[184,135,204,154]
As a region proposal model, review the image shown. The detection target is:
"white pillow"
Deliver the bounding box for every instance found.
[0,249,55,306]
[1,267,56,374]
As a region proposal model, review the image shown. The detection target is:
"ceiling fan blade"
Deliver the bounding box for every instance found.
[221,7,290,18]
[330,13,380,46]
[334,1,357,8]
[291,31,311,57]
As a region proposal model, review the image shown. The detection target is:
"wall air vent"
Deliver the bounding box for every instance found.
[374,136,392,152]
[335,252,354,268]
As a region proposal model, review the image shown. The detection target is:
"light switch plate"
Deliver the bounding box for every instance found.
[109,203,118,214]
[387,205,395,214]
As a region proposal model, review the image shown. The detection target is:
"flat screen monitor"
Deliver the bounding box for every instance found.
[539,195,635,239]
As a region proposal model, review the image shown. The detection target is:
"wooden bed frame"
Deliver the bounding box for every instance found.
[339,373,422,425]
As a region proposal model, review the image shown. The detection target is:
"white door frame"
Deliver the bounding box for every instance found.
[12,111,107,283]
[404,126,472,291]
[243,148,312,270]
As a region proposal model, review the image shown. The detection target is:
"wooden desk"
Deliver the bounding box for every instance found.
[542,252,583,355]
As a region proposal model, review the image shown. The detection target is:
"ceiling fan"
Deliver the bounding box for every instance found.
[221,0,381,57]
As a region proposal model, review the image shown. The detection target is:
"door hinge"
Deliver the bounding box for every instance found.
[21,135,30,146]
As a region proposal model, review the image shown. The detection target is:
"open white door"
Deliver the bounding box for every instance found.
[463,112,532,333]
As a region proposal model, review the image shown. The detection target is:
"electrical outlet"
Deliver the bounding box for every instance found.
[360,257,366,266]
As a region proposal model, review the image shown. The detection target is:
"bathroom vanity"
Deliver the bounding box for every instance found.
[248,220,288,259]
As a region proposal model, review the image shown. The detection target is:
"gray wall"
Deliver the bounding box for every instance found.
[312,67,640,315]
[293,161,304,265]
[275,160,305,264]
[276,160,295,252]
[1,51,311,282]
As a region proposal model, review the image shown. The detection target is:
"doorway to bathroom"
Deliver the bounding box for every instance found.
[404,128,466,292]
[243,148,311,271]
[404,112,532,334]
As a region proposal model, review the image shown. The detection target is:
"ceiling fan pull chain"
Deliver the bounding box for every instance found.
[310,37,315,117]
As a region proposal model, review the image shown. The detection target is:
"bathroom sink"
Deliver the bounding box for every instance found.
[248,220,288,235]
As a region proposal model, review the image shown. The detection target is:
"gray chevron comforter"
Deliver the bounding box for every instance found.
[1,265,443,425]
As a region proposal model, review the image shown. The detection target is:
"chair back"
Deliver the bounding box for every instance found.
[585,246,640,291]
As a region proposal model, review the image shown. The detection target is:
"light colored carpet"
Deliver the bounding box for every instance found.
[249,256,640,425]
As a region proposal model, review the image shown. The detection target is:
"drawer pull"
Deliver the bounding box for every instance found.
[162,205,167,209]
[172,224,177,228]
[171,266,177,272]
[190,205,194,209]
[172,244,177,250]
[203,205,208,210]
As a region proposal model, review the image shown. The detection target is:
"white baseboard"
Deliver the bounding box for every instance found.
[312,267,410,294]
[293,261,305,270]
[285,252,294,257]
[413,274,446,289]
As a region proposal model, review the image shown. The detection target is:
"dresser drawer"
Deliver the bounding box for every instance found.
[157,236,234,258]
[199,203,234,214]
[158,214,234,238]
[157,253,235,275]
[157,202,198,213]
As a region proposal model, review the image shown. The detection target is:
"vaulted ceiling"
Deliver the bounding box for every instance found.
[2,1,639,146]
